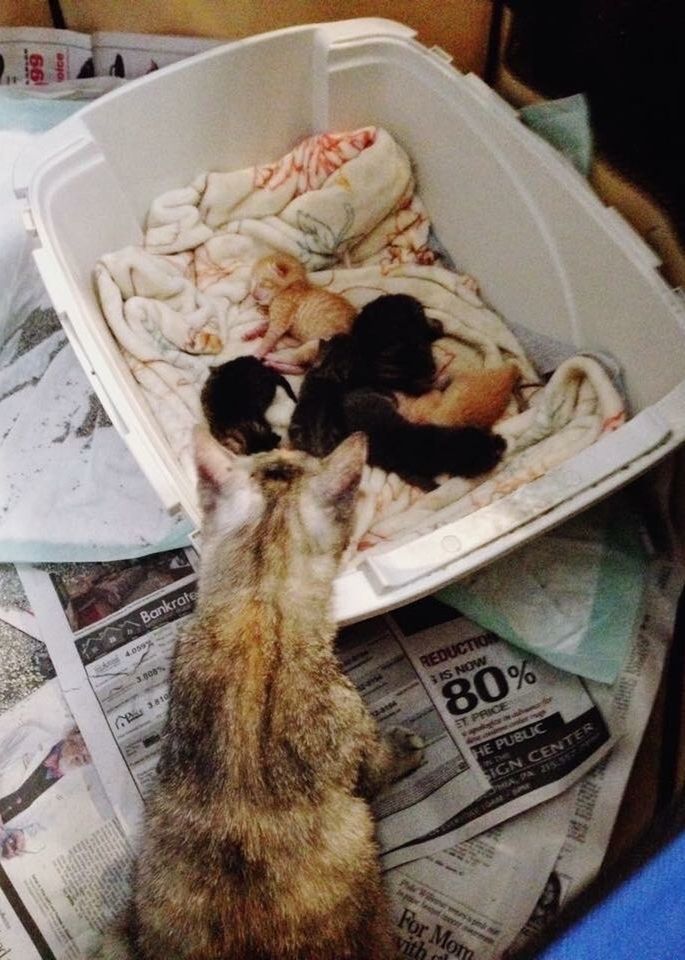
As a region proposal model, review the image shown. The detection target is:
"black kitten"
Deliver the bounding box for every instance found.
[343,388,506,488]
[352,294,443,395]
[201,356,296,454]
[288,335,355,457]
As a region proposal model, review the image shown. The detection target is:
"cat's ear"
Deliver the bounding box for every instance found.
[193,425,241,509]
[312,432,367,506]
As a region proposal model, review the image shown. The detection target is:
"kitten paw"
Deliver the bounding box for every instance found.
[387,725,425,780]
[456,429,507,477]
[242,321,269,342]
[263,355,306,376]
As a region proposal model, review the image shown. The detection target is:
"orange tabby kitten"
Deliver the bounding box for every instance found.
[95,428,423,960]
[245,252,357,368]
[396,361,521,429]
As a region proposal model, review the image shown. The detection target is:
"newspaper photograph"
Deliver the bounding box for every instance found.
[0,606,133,960]
[382,611,615,868]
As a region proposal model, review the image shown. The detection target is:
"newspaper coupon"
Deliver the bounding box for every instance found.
[0,610,133,960]
[382,612,614,868]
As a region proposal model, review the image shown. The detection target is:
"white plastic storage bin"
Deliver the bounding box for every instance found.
[14,18,685,623]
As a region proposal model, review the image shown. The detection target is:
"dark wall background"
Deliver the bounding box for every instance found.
[504,1,683,240]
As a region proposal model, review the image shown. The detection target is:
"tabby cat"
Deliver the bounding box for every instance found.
[96,427,423,960]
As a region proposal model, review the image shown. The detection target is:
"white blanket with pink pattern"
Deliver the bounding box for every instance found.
[95,127,625,562]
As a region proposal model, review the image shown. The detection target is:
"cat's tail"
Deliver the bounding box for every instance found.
[274,370,298,403]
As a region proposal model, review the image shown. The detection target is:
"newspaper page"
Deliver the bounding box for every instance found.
[18,556,489,860]
[20,559,618,868]
[382,612,615,868]
[18,551,200,839]
[386,792,575,960]
[0,26,220,86]
[504,551,682,956]
[11,550,676,958]
[0,579,134,960]
[383,551,678,960]
[336,618,488,855]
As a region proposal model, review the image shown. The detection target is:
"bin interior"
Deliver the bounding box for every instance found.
[19,20,685,620]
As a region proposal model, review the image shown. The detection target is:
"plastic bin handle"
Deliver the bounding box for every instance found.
[315,18,416,47]
[362,409,672,591]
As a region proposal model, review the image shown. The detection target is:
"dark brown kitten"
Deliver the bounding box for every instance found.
[200,355,296,454]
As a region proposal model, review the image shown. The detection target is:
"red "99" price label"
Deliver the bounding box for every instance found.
[27,51,45,85]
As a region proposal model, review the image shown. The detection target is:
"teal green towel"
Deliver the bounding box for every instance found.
[437,494,649,684]
[0,93,84,133]
[520,93,593,177]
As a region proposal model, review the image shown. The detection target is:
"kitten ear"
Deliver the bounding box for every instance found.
[312,432,367,506]
[193,425,240,509]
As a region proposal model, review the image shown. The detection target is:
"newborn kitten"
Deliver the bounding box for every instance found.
[201,355,296,454]
[396,362,521,429]
[343,387,506,489]
[245,252,356,366]
[96,428,423,960]
[287,334,356,458]
[351,293,443,395]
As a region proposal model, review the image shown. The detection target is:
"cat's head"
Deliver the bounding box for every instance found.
[193,427,367,591]
[251,253,306,305]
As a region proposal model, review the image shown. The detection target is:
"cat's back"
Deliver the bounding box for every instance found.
[138,607,383,960]
[284,284,356,340]
[137,787,382,960]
